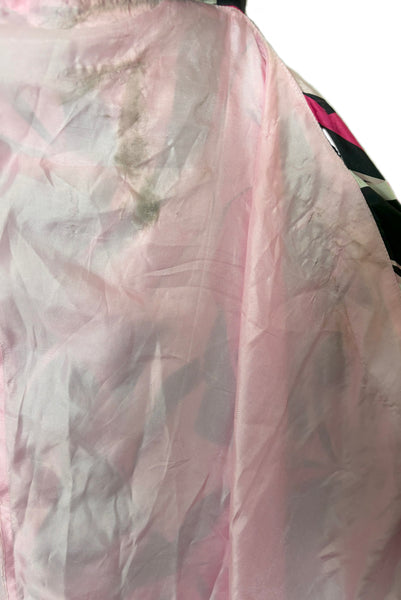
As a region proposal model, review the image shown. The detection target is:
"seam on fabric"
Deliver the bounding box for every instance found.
[0,344,17,600]
[212,7,271,598]
[214,10,243,599]
[281,59,401,299]
[0,511,9,600]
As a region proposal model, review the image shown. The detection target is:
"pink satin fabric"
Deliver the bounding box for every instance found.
[1,1,401,598]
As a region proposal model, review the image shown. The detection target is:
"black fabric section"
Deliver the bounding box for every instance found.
[303,92,336,115]
[321,130,342,158]
[361,186,401,268]
[322,128,384,180]
[388,199,401,215]
[217,0,246,12]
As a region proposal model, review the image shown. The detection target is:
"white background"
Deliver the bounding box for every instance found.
[246,0,401,198]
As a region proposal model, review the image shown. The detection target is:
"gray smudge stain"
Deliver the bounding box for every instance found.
[131,181,161,228]
[114,70,146,177]
[114,62,161,228]
[60,51,161,229]
[60,57,142,103]
[61,0,162,28]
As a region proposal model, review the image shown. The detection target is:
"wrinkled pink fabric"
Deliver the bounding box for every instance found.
[1,1,401,598]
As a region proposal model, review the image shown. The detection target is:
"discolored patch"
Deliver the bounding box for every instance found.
[60,57,143,104]
[59,39,161,229]
[60,0,163,28]
[114,60,162,228]
[132,180,161,228]
[113,67,147,178]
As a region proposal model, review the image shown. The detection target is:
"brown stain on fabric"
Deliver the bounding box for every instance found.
[61,54,162,229]
[114,62,161,228]
[61,0,162,28]
[127,180,161,227]
[61,58,142,103]
[114,70,146,177]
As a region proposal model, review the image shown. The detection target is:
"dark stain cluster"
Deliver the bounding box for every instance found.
[60,52,161,229]
[62,0,163,28]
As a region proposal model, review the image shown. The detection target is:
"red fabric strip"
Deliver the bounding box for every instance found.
[304,95,363,149]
